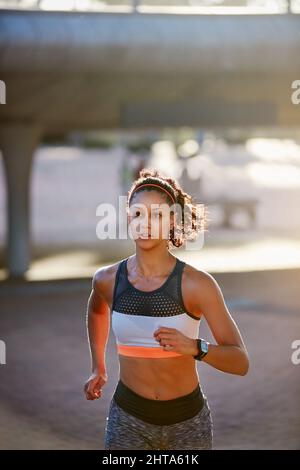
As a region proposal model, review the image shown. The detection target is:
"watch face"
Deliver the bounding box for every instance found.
[201,340,209,353]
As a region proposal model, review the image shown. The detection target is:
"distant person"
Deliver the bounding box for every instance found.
[84,168,249,450]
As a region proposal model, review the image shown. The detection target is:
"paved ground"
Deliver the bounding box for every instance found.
[0,268,299,450]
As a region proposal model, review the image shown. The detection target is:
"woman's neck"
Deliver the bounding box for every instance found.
[133,247,176,278]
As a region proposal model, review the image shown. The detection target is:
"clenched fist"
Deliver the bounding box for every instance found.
[153,327,198,356]
[84,369,108,400]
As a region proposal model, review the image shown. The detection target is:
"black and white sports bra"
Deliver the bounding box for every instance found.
[111,256,201,359]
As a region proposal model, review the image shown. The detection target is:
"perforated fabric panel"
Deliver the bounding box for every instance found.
[113,274,185,317]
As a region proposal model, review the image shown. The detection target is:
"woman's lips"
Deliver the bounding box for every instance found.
[139,234,151,239]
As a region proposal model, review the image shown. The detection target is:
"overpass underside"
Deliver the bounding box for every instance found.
[0,9,300,277]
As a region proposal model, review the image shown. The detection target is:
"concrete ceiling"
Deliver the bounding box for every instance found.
[0,10,300,133]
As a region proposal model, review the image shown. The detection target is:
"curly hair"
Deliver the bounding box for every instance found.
[127,168,209,248]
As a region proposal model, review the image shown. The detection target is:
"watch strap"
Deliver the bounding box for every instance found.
[193,339,208,361]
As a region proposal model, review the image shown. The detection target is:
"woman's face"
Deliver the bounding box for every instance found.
[127,190,174,248]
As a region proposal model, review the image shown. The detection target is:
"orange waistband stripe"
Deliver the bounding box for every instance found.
[117,344,184,358]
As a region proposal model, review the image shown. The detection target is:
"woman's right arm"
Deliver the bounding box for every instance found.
[84,269,111,401]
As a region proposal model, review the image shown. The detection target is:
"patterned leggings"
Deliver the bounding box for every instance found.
[104,395,213,450]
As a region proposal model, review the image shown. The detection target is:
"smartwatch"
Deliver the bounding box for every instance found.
[193,339,209,361]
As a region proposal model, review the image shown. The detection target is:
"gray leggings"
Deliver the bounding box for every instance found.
[104,395,213,450]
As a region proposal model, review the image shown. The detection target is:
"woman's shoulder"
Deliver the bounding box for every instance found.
[181,260,221,302]
[181,260,214,285]
[92,258,126,298]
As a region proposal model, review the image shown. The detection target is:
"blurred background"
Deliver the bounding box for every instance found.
[0,0,299,450]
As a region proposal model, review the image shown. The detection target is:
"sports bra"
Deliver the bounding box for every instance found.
[111,256,201,359]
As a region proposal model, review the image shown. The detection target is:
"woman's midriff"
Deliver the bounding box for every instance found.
[118,354,200,400]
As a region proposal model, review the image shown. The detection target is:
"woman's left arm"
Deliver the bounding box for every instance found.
[154,270,250,376]
[193,272,250,376]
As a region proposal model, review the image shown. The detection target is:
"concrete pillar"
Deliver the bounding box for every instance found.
[0,124,42,279]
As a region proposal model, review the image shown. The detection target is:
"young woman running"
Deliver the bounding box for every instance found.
[84,168,249,450]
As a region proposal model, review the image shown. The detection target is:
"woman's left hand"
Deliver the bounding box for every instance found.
[153,327,198,356]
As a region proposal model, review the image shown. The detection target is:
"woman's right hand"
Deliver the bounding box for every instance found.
[84,369,108,400]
